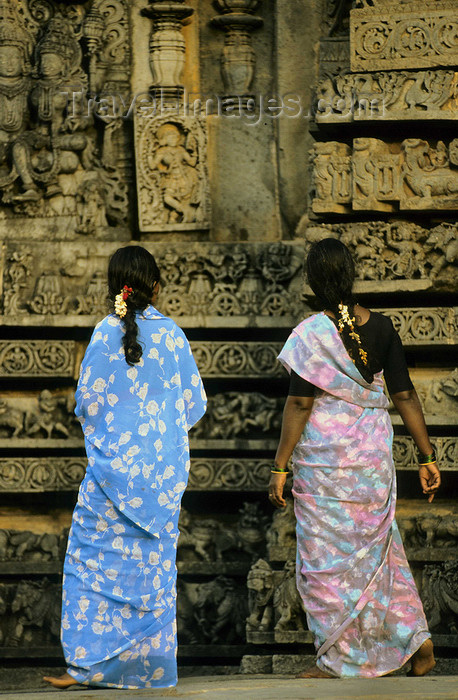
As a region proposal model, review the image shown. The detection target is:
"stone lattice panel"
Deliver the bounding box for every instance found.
[350,4,458,72]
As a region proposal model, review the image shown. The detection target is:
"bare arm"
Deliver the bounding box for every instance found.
[390,388,440,502]
[268,395,314,508]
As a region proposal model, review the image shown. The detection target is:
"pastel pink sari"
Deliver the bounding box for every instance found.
[278,313,430,677]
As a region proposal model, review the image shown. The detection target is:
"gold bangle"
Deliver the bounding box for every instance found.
[419,460,437,467]
[271,470,288,474]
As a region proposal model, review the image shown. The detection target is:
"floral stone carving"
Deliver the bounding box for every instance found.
[350,3,458,72]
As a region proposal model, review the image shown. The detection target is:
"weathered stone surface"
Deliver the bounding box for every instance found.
[0,341,77,377]
[315,70,458,123]
[350,4,458,72]
[310,139,458,214]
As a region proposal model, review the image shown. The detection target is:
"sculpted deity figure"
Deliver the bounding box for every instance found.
[0,0,33,194]
[148,122,199,223]
[12,14,89,202]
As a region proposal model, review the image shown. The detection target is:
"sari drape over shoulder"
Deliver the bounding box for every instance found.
[278,313,430,678]
[62,307,206,689]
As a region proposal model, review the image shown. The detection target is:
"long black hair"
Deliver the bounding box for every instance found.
[108,246,160,366]
[306,238,373,383]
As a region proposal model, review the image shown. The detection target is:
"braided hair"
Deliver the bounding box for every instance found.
[306,238,373,383]
[108,246,161,366]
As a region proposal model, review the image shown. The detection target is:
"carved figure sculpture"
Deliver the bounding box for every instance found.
[194,576,246,644]
[0,399,23,437]
[24,390,71,439]
[385,221,427,278]
[425,223,458,279]
[421,562,458,633]
[12,14,88,202]
[147,122,199,223]
[266,498,296,550]
[274,560,306,632]
[401,139,458,205]
[9,579,60,646]
[246,559,274,632]
[0,0,33,199]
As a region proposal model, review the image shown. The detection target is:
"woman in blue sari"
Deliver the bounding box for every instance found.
[45,246,206,689]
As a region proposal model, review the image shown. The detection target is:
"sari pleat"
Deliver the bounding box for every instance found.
[278,313,430,678]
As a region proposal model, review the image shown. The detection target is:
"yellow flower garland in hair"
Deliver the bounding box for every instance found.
[114,285,133,318]
[338,303,368,366]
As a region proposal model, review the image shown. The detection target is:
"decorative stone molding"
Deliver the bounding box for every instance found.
[211,1,263,101]
[134,114,210,231]
[350,4,458,72]
[0,241,304,327]
[0,341,76,377]
[379,308,457,346]
[1,440,455,493]
[393,437,456,472]
[310,138,458,214]
[304,220,457,289]
[141,0,194,100]
[315,70,458,123]
[0,458,86,492]
[191,342,284,377]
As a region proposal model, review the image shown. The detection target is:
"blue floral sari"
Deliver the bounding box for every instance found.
[62,306,206,689]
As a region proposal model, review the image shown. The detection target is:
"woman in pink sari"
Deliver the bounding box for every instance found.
[269,238,440,679]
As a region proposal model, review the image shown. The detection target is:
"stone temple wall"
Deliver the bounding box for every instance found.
[0,0,456,681]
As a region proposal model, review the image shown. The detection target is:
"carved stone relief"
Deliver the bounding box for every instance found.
[389,369,458,424]
[350,4,458,72]
[246,559,309,644]
[178,576,247,645]
[178,502,268,564]
[0,241,304,326]
[0,390,79,446]
[0,579,61,647]
[310,139,458,214]
[303,221,457,290]
[0,340,75,377]
[315,70,458,123]
[134,114,210,232]
[0,0,130,237]
[421,562,458,634]
[191,393,283,440]
[191,342,283,377]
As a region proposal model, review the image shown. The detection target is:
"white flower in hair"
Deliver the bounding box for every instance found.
[114,285,133,318]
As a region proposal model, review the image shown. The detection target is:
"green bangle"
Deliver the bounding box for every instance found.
[418,449,436,465]
[271,468,289,474]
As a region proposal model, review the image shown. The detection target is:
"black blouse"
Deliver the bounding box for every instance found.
[288,311,414,398]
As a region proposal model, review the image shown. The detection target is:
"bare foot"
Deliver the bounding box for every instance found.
[296,665,334,678]
[43,672,80,689]
[407,639,436,677]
